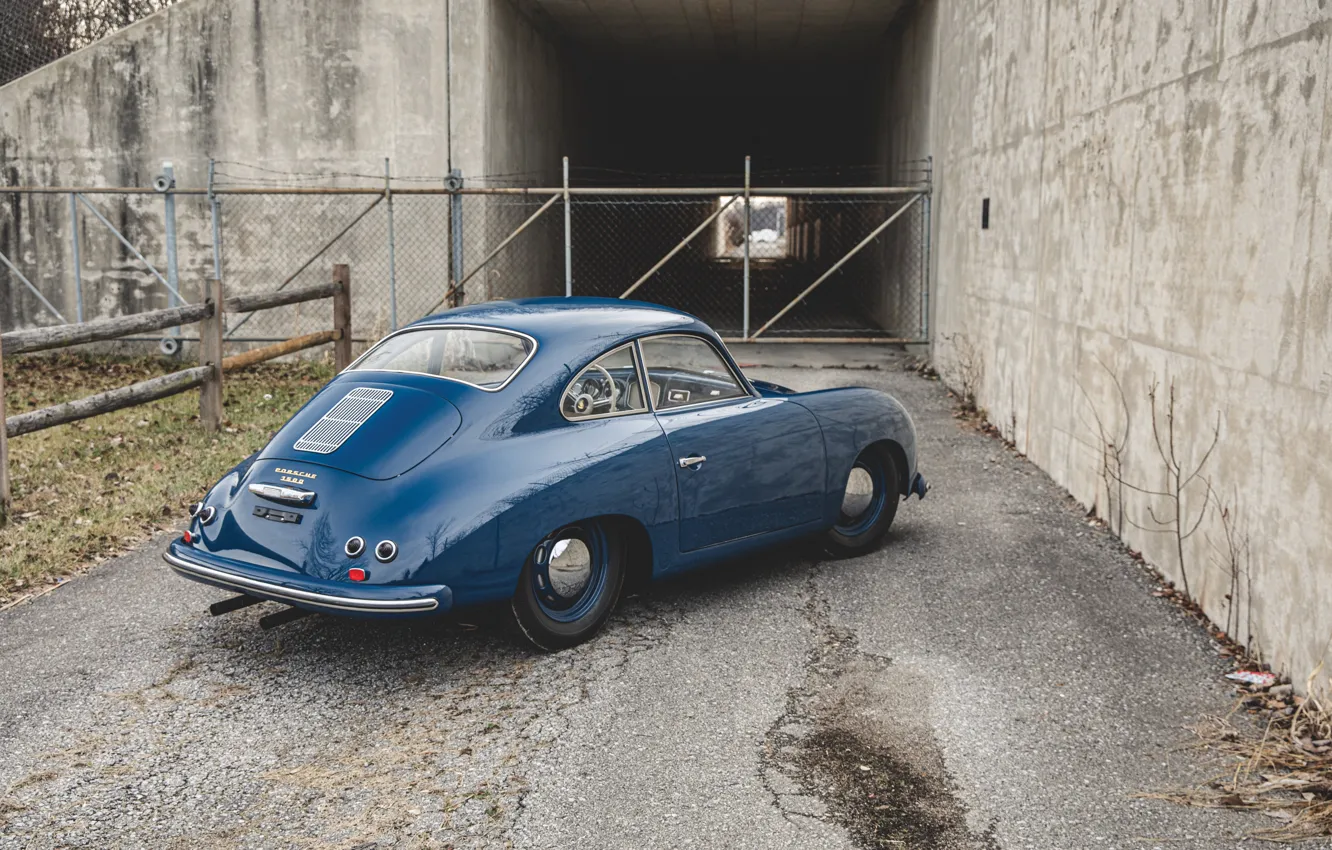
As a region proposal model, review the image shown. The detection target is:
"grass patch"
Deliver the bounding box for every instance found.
[1,351,333,601]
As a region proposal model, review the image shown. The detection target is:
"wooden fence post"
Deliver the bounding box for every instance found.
[0,338,10,529]
[199,277,224,431]
[333,264,352,370]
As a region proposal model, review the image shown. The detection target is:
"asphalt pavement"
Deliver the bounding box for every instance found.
[0,348,1309,849]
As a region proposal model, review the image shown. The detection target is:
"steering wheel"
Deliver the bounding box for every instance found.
[565,364,618,416]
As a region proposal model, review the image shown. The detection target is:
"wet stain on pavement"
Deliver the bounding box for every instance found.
[763,563,998,850]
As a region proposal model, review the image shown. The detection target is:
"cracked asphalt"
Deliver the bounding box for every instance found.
[0,347,1312,849]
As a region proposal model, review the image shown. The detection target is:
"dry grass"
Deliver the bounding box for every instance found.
[1142,670,1332,843]
[1,351,333,601]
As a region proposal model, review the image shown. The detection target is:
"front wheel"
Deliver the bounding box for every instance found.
[510,519,625,651]
[822,445,900,558]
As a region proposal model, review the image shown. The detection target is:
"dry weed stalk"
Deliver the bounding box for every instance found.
[1112,380,1220,599]
[941,332,983,418]
[1207,487,1256,652]
[1075,356,1130,536]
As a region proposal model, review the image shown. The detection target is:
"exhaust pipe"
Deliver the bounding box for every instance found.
[258,605,314,630]
[209,594,262,616]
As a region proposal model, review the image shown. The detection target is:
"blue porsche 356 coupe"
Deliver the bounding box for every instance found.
[166,298,926,649]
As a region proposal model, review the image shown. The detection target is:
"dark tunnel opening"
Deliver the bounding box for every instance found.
[550,52,925,338]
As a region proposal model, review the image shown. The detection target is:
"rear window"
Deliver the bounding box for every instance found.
[351,327,534,390]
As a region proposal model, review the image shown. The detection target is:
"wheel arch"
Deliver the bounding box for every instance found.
[508,512,655,597]
[599,514,654,593]
[866,438,911,496]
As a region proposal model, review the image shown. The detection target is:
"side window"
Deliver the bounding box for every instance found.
[639,336,747,411]
[563,343,650,420]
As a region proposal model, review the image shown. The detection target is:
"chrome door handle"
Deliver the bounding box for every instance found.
[678,455,707,469]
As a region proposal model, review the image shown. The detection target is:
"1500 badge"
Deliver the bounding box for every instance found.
[274,466,318,485]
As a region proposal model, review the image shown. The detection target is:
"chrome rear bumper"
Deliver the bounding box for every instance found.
[164,549,442,614]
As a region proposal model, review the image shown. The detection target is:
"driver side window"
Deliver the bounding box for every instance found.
[563,343,649,420]
[639,335,747,410]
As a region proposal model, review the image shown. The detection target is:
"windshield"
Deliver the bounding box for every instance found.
[351,327,534,390]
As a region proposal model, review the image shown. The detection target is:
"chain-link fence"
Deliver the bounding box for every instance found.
[569,192,927,336]
[0,0,178,87]
[0,166,931,351]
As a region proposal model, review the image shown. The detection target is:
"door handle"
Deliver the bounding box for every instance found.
[678,455,707,469]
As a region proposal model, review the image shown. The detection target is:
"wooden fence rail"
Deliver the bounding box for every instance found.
[5,366,212,438]
[2,303,214,357]
[0,264,353,528]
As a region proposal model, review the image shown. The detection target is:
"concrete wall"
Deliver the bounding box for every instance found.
[887,0,1332,685]
[0,0,568,336]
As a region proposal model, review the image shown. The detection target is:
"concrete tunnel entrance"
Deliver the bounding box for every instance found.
[0,0,929,341]
[521,0,926,338]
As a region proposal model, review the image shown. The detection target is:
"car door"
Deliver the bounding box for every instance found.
[639,334,826,552]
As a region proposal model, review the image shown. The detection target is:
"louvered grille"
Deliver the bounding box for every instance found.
[293,387,394,454]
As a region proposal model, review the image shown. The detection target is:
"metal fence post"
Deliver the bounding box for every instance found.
[68,193,83,323]
[208,159,224,285]
[564,156,572,297]
[0,338,10,529]
[922,155,933,342]
[449,169,464,307]
[385,158,398,330]
[333,264,352,370]
[743,156,751,340]
[162,162,180,336]
[199,276,224,431]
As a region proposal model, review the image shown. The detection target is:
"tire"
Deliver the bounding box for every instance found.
[822,445,900,558]
[510,519,625,651]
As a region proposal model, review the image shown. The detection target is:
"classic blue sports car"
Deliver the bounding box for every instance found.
[165,298,926,649]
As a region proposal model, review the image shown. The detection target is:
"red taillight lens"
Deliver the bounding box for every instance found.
[183,530,193,544]
[348,567,366,582]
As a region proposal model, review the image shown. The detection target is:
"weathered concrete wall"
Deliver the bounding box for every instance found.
[0,0,568,336]
[886,0,1332,684]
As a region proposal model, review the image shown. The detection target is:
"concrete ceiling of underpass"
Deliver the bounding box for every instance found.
[523,0,910,58]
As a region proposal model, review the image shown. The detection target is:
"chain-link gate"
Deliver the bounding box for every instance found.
[0,159,931,348]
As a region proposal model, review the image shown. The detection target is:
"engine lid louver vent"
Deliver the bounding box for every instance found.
[293,387,394,454]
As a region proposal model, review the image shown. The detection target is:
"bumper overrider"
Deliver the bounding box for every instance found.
[164,540,452,617]
[911,472,928,499]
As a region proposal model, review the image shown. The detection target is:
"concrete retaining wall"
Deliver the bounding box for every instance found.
[889,0,1332,684]
[0,0,567,336]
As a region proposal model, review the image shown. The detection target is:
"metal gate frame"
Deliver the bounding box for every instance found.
[1,155,932,343]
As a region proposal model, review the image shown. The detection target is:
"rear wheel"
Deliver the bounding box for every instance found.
[510,519,625,651]
[822,445,900,558]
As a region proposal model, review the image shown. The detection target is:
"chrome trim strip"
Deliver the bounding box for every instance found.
[163,551,439,612]
[343,323,539,393]
[632,340,656,413]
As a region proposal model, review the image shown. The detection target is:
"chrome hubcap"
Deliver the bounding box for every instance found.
[547,537,592,599]
[841,466,875,519]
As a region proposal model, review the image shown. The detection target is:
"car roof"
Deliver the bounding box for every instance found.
[348,298,751,425]
[407,297,713,352]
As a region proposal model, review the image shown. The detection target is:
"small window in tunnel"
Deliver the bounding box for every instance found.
[712,196,789,261]
[982,198,991,230]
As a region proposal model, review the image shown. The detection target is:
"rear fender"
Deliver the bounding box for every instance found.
[491,414,677,601]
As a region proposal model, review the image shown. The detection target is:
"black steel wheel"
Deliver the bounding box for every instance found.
[511,518,625,651]
[822,445,900,558]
